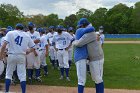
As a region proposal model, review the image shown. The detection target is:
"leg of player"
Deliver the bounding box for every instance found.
[89,59,104,93]
[57,50,64,79]
[40,49,48,76]
[26,53,34,84]
[63,50,70,81]
[5,55,17,92]
[68,49,72,68]
[16,55,26,93]
[75,59,87,93]
[49,46,55,69]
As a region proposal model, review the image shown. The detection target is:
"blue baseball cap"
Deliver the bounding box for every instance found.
[16,23,24,28]
[56,25,64,30]
[77,18,90,27]
[38,28,44,33]
[49,26,55,29]
[7,26,13,30]
[68,27,73,31]
[28,22,34,27]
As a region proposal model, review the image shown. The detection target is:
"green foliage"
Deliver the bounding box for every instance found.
[26,44,140,89]
[0,4,23,27]
[0,2,140,34]
[131,2,140,34]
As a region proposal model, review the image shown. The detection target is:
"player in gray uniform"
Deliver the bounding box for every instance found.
[73,27,104,93]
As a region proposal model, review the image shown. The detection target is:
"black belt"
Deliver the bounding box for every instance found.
[58,49,65,50]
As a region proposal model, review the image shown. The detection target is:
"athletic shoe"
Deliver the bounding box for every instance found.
[28,78,32,84]
[59,76,64,80]
[66,77,70,81]
[36,77,42,82]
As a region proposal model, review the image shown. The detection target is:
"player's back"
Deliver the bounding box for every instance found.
[6,30,34,54]
[46,32,57,44]
[27,31,40,41]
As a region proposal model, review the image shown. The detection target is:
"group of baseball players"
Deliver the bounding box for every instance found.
[0,18,105,93]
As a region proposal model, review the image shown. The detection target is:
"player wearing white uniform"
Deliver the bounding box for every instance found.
[68,27,75,67]
[52,25,74,81]
[99,26,105,48]
[26,22,41,83]
[0,28,6,77]
[0,23,35,93]
[38,28,49,76]
[47,26,58,69]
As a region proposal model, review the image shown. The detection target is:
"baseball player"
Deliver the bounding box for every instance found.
[46,26,58,69]
[73,18,95,93]
[68,27,75,67]
[26,22,41,83]
[38,28,49,76]
[99,26,105,48]
[0,23,35,93]
[52,25,74,81]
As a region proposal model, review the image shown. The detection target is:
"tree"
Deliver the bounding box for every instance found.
[106,3,131,34]
[64,14,77,28]
[43,14,60,27]
[0,7,9,27]
[91,8,107,31]
[131,2,140,33]
[76,8,93,20]
[0,4,24,27]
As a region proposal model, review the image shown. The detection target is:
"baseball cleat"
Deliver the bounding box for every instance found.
[36,77,42,82]
[66,77,70,81]
[59,76,64,80]
[28,78,32,84]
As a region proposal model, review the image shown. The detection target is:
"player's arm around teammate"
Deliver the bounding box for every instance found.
[73,31,104,93]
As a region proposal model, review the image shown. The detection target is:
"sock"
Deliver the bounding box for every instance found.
[87,64,90,72]
[78,85,84,93]
[56,60,59,67]
[20,81,26,93]
[52,60,55,68]
[60,68,64,76]
[27,69,32,79]
[69,60,72,67]
[35,69,40,78]
[44,65,48,74]
[31,69,33,78]
[65,68,69,77]
[5,79,11,92]
[95,82,104,93]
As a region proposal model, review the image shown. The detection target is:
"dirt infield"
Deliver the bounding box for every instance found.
[0,84,140,93]
[105,41,140,44]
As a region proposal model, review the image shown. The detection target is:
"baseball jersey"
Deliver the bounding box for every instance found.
[46,32,57,45]
[100,34,105,44]
[74,27,95,62]
[1,36,6,46]
[26,31,40,48]
[52,31,73,49]
[39,34,48,50]
[4,30,35,54]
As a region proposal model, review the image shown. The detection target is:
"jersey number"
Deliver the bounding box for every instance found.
[15,36,23,46]
[63,41,66,45]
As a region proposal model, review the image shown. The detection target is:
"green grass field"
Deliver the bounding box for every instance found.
[1,44,140,90]
[31,44,140,90]
[105,38,140,41]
